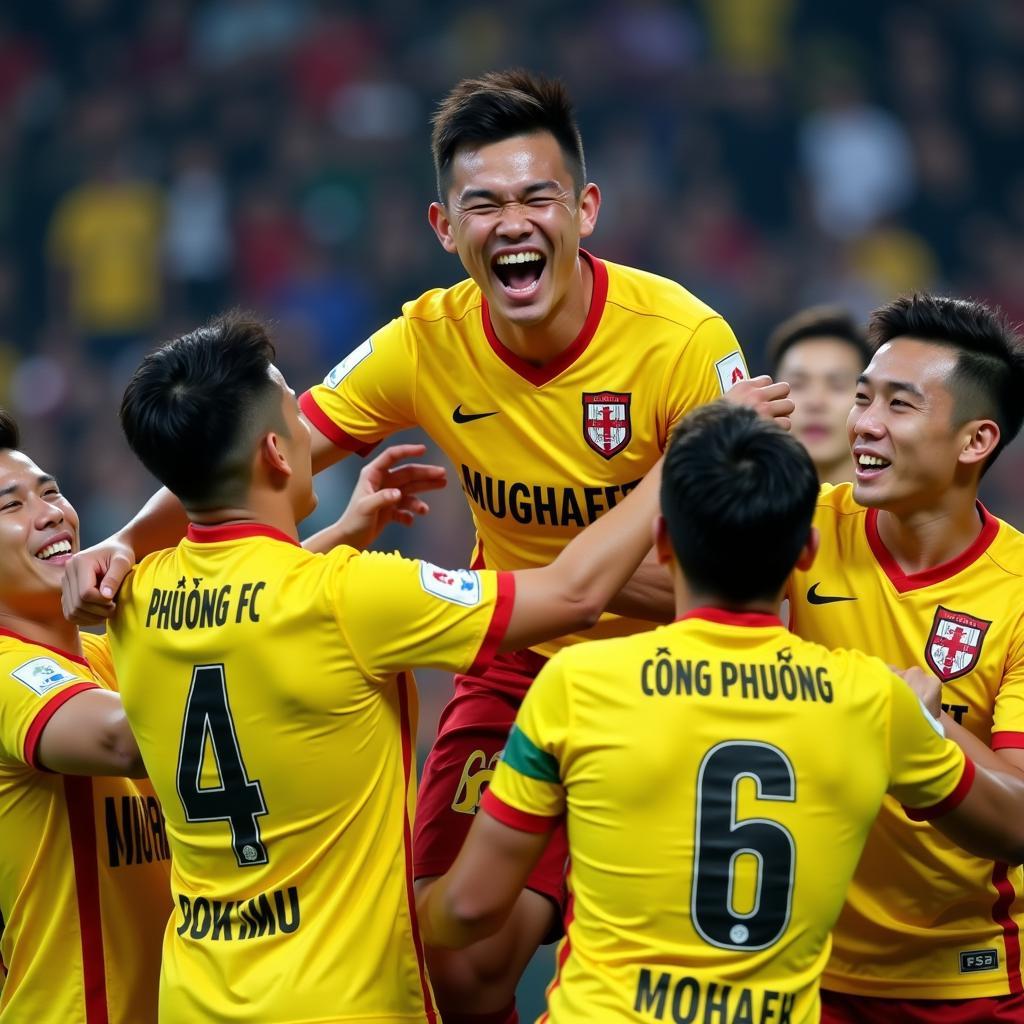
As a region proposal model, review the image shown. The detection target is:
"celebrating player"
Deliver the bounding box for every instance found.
[417,402,1024,1024]
[0,411,170,1023]
[785,294,1024,1022]
[766,305,869,485]
[104,314,679,1023]
[62,69,792,1022]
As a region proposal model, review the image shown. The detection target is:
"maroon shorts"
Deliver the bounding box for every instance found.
[414,649,569,916]
[821,989,1024,1022]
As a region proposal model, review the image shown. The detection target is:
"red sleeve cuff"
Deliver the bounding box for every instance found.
[904,756,976,822]
[23,682,100,769]
[467,571,515,675]
[481,788,559,834]
[992,731,1024,751]
[298,391,379,457]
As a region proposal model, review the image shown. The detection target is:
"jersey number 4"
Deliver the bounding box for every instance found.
[177,664,269,868]
[691,740,795,951]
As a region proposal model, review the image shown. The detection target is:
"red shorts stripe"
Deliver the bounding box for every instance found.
[298,391,378,456]
[24,683,100,768]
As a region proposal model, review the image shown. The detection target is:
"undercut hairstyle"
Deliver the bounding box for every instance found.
[0,410,19,451]
[431,69,586,200]
[120,312,286,509]
[868,293,1024,471]
[766,305,869,375]
[662,403,820,605]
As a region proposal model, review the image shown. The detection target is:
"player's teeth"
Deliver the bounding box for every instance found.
[37,540,71,560]
[495,252,542,265]
[858,455,889,467]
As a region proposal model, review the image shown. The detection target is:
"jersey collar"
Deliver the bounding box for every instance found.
[864,502,999,594]
[675,606,784,628]
[0,625,91,667]
[186,522,301,547]
[480,249,609,387]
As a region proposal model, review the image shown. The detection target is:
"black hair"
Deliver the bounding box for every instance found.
[0,410,19,451]
[431,69,585,199]
[766,305,869,375]
[120,311,284,508]
[661,403,819,604]
[868,293,1024,471]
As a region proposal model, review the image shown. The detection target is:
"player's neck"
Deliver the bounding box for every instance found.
[489,253,593,366]
[874,494,985,576]
[186,497,301,544]
[0,604,82,658]
[674,576,781,620]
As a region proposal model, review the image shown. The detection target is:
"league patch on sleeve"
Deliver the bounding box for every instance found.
[715,351,747,394]
[325,339,373,389]
[419,563,482,607]
[11,658,80,696]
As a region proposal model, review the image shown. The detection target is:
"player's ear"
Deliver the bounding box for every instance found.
[428,202,459,254]
[794,526,819,572]
[577,183,600,239]
[958,419,1000,470]
[260,432,293,484]
[654,514,673,566]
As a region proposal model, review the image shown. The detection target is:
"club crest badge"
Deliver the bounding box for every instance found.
[582,391,632,459]
[925,606,991,682]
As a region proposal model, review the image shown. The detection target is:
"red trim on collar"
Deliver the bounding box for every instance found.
[186,522,301,547]
[865,503,999,594]
[675,607,784,628]
[480,250,608,387]
[0,626,90,667]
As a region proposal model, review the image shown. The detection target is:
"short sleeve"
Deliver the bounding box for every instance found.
[663,316,748,437]
[0,649,99,769]
[885,670,972,818]
[331,550,515,681]
[483,656,569,832]
[299,318,418,454]
[991,624,1024,751]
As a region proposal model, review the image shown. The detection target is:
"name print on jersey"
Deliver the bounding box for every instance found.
[145,580,266,630]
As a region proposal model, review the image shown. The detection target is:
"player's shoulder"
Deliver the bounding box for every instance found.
[600,256,723,333]
[398,278,483,328]
[0,631,97,695]
[983,512,1024,580]
[812,482,868,532]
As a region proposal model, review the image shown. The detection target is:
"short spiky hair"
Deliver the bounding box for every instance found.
[0,410,19,451]
[868,293,1024,471]
[431,69,586,200]
[767,305,869,375]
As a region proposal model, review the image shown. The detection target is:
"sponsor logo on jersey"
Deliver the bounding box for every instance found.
[806,582,857,605]
[959,948,999,973]
[10,657,79,696]
[419,562,481,606]
[582,391,631,459]
[452,404,499,424]
[715,351,747,393]
[925,606,991,682]
[324,338,373,388]
[451,748,504,814]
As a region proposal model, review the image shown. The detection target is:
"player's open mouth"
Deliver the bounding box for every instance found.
[492,250,546,300]
[856,453,891,478]
[34,537,73,565]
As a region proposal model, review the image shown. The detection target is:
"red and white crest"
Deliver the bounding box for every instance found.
[924,606,991,682]
[582,391,632,459]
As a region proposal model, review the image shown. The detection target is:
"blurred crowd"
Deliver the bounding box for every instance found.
[1,0,1023,557]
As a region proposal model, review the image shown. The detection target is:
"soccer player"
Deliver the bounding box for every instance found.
[417,402,1024,1024]
[62,70,793,1022]
[766,305,870,485]
[0,411,171,1023]
[104,314,680,1024]
[785,294,1024,1022]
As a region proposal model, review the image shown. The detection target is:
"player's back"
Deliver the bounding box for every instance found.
[108,523,446,1024]
[495,609,965,1023]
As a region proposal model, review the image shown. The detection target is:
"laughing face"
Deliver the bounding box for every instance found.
[428,131,600,337]
[0,449,80,613]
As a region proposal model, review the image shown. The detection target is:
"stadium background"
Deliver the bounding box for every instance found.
[0,0,1021,1012]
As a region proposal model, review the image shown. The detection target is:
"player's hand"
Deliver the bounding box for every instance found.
[896,666,942,719]
[333,443,447,551]
[61,538,136,625]
[724,375,794,430]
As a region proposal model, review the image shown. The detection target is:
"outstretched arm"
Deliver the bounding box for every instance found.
[37,689,145,777]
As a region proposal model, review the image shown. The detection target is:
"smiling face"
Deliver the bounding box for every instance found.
[848,338,980,511]
[428,130,600,335]
[0,449,80,614]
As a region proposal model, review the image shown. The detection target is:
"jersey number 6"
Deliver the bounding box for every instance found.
[177,663,270,868]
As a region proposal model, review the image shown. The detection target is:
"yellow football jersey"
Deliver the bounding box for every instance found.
[0,628,170,1024]
[106,522,514,1024]
[484,608,970,1024]
[300,251,747,659]
[788,482,1024,998]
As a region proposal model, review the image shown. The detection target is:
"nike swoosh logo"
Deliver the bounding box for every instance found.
[806,583,857,605]
[453,405,499,424]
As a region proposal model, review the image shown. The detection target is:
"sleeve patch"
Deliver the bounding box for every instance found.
[325,339,373,388]
[11,658,80,696]
[715,351,747,393]
[418,563,482,606]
